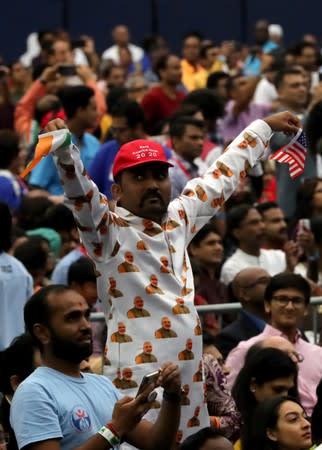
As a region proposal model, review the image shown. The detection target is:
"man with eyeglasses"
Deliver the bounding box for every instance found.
[226,272,322,416]
[215,267,270,358]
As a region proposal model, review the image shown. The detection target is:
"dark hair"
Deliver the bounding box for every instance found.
[0,333,37,395]
[16,196,54,230]
[226,203,254,238]
[183,31,203,42]
[206,71,230,89]
[141,34,167,54]
[14,239,48,276]
[306,100,322,155]
[232,347,298,426]
[289,177,322,233]
[154,54,173,79]
[274,67,303,90]
[292,41,318,57]
[43,204,76,232]
[106,86,128,111]
[310,216,322,246]
[245,396,305,450]
[179,427,226,450]
[311,378,322,443]
[200,41,217,59]
[110,98,145,129]
[264,273,311,305]
[24,285,71,350]
[256,201,280,216]
[169,116,205,138]
[0,201,12,252]
[0,129,20,169]
[182,88,224,121]
[67,256,96,285]
[34,95,63,124]
[190,223,221,246]
[57,85,95,119]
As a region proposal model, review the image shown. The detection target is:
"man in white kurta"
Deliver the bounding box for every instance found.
[43,111,299,443]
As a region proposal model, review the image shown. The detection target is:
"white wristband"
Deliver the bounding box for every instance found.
[98,425,120,447]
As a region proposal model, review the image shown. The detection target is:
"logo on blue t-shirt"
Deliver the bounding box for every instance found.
[70,406,92,432]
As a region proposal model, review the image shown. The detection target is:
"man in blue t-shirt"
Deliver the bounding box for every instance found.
[89,98,172,199]
[11,285,181,450]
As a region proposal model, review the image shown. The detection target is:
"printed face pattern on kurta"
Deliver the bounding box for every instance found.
[53,121,270,441]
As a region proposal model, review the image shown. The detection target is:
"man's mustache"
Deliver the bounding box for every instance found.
[140,190,164,206]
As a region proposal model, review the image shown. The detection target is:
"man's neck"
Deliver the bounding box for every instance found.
[160,81,178,98]
[43,354,82,378]
[199,263,217,279]
[239,243,261,257]
[67,119,85,140]
[261,239,285,250]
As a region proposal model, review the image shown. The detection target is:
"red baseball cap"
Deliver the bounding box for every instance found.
[112,139,173,178]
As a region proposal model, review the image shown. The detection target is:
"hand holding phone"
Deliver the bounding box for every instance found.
[136,369,161,398]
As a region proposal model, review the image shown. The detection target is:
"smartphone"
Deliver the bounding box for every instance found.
[136,369,160,397]
[298,218,310,232]
[57,65,77,76]
[71,39,86,49]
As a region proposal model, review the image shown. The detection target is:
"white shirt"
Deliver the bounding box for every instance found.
[51,118,272,441]
[253,77,278,105]
[0,252,33,350]
[101,43,144,63]
[220,248,286,285]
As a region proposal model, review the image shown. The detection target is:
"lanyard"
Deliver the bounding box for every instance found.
[171,156,193,180]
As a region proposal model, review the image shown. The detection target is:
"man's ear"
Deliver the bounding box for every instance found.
[266,428,278,442]
[111,183,122,201]
[33,323,50,347]
[264,300,271,315]
[10,374,21,393]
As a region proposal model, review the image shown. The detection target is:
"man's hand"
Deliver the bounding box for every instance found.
[264,111,302,136]
[284,240,302,272]
[43,118,68,132]
[158,362,181,394]
[76,65,95,83]
[39,65,59,84]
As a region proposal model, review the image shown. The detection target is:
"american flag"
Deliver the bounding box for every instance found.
[269,129,307,180]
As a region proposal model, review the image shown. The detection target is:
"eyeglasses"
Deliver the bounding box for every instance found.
[241,277,271,289]
[271,295,306,306]
[0,432,9,445]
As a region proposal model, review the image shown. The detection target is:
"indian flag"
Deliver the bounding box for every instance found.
[21,129,72,178]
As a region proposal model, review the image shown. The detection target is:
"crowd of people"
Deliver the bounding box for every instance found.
[1,18,322,450]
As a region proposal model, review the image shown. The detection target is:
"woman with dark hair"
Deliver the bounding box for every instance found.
[0,333,41,450]
[244,396,311,450]
[232,347,298,450]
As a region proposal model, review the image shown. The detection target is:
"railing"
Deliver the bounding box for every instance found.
[90,296,322,344]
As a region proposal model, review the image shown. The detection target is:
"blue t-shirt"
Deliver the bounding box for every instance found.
[89,139,173,199]
[51,247,84,285]
[29,133,100,195]
[11,367,122,450]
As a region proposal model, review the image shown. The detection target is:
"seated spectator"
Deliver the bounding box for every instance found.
[245,397,311,450]
[168,116,205,198]
[232,347,298,450]
[15,195,53,231]
[101,25,145,65]
[220,204,291,286]
[141,54,185,134]
[0,130,28,211]
[206,71,230,102]
[189,223,228,305]
[0,202,33,351]
[194,41,224,90]
[13,238,49,292]
[180,32,203,92]
[11,285,181,450]
[0,333,41,450]
[215,267,270,358]
[256,202,289,250]
[226,273,322,416]
[67,256,106,362]
[179,427,233,450]
[202,335,241,440]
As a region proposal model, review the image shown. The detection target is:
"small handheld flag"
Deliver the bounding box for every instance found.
[20,129,72,179]
[269,129,307,180]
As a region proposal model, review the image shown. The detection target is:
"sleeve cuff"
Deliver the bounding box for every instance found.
[248,119,273,144]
